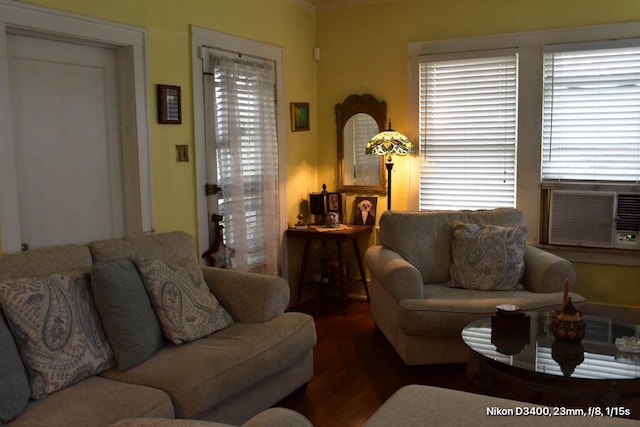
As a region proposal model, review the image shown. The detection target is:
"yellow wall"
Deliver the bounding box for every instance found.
[22,0,319,239]
[316,0,640,308]
[5,0,640,307]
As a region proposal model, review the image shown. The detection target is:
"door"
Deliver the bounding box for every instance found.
[7,33,124,249]
[202,50,280,275]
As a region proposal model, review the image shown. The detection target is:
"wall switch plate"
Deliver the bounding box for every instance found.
[176,145,189,162]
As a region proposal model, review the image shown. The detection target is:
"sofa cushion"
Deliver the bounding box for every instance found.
[137,258,233,344]
[448,221,527,291]
[0,312,30,424]
[7,376,174,427]
[92,259,164,370]
[101,312,316,419]
[0,273,113,399]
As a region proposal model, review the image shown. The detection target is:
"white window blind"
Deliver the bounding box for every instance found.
[419,52,518,211]
[211,54,280,274]
[542,44,640,183]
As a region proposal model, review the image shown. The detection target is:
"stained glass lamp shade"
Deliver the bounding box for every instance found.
[366,121,414,210]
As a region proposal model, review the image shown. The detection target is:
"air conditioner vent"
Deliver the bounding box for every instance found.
[549,191,616,248]
[617,194,640,232]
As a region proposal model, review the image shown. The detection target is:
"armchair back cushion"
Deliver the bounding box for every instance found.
[378,208,525,284]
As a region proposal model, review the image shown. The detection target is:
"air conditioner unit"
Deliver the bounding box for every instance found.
[548,190,640,250]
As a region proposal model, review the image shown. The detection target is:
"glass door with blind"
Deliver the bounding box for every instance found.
[202,49,280,275]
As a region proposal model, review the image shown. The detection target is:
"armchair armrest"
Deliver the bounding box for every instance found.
[201,266,289,323]
[365,245,424,301]
[522,245,576,293]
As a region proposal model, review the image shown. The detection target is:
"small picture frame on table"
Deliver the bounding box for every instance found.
[326,192,346,222]
[353,196,377,226]
[157,84,182,124]
[291,102,310,132]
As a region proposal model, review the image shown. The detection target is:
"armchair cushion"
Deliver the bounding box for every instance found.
[448,221,527,291]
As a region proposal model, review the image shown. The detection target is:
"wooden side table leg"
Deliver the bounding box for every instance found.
[296,238,311,306]
[352,239,370,301]
[335,240,347,315]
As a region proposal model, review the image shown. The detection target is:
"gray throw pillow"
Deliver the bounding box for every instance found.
[0,273,113,399]
[137,258,234,344]
[92,259,164,371]
[448,221,527,291]
[0,312,30,423]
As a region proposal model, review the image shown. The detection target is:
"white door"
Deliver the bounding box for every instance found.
[7,33,124,249]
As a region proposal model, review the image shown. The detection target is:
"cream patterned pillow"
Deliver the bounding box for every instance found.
[137,258,233,344]
[448,221,527,291]
[0,273,114,399]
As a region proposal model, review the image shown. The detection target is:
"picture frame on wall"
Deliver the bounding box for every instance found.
[157,84,182,124]
[353,196,377,225]
[291,102,310,131]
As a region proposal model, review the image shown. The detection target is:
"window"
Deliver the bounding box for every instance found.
[542,43,640,183]
[418,52,518,210]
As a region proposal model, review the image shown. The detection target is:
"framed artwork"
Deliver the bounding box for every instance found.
[157,84,182,124]
[291,102,310,131]
[353,196,377,225]
[325,192,346,222]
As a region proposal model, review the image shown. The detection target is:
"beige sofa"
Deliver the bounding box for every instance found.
[364,208,585,365]
[0,232,316,427]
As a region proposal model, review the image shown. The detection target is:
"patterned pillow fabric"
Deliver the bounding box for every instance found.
[0,273,114,399]
[447,221,527,291]
[137,258,234,344]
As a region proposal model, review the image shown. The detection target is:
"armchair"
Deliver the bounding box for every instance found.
[364,208,585,365]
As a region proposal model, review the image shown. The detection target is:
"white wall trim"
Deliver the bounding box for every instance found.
[0,0,153,252]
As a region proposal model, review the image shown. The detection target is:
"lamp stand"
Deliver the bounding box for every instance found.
[385,155,394,210]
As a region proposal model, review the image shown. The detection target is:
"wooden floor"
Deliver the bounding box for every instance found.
[277,298,472,427]
[277,297,640,426]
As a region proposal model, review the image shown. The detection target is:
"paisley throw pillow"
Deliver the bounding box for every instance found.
[137,258,233,344]
[448,221,527,291]
[0,273,114,399]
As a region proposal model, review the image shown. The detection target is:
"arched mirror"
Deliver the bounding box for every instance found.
[336,94,387,193]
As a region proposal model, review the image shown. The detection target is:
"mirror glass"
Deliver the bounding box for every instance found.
[336,94,387,193]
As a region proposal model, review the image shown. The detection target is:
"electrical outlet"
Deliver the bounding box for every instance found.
[176,145,189,162]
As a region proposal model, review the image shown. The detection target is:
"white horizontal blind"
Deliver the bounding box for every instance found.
[542,44,640,183]
[211,54,280,274]
[419,53,518,210]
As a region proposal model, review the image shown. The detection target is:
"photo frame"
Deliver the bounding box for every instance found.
[291,102,310,132]
[325,192,346,222]
[157,84,182,124]
[353,196,377,225]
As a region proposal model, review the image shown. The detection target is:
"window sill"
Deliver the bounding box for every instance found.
[536,244,640,267]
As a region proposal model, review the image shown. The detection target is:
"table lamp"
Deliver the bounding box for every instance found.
[366,121,414,210]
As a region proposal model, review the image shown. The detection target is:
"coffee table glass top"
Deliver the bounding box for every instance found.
[462,312,640,380]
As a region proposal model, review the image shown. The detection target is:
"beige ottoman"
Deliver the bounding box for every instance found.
[365,385,637,426]
[110,408,313,427]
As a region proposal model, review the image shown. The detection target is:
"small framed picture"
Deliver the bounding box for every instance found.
[353,196,377,225]
[291,102,310,132]
[325,192,346,221]
[157,84,182,124]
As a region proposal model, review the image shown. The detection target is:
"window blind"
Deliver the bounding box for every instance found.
[211,54,280,274]
[542,45,640,183]
[419,53,518,211]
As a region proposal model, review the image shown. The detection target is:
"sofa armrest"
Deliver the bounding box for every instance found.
[201,267,289,323]
[522,245,576,293]
[364,245,424,301]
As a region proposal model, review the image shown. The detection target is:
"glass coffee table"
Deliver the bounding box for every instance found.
[462,311,640,412]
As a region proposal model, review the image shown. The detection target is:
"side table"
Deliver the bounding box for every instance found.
[287,225,372,314]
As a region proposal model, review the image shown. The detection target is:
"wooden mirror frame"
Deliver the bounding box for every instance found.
[336,94,387,193]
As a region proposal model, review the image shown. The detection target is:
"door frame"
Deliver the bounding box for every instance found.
[0,0,154,253]
[191,26,288,277]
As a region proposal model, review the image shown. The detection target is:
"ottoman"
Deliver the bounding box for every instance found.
[364,385,636,426]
